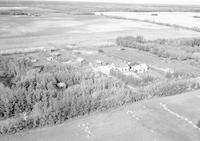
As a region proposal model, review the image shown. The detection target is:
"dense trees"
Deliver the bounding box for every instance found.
[116,36,200,61]
[110,68,155,87]
[0,56,199,135]
[0,56,134,135]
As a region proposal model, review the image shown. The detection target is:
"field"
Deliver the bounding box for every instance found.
[96,12,200,29]
[0,1,200,141]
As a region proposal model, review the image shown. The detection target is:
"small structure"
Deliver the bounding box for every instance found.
[151,13,158,16]
[77,57,88,65]
[19,112,28,121]
[96,60,103,65]
[94,12,103,16]
[77,57,84,62]
[110,62,148,74]
[163,68,174,74]
[192,52,200,60]
[57,82,66,89]
[132,64,149,74]
[31,59,38,63]
[110,63,116,69]
[50,52,61,57]
[46,57,54,62]
[119,48,126,51]
[118,64,130,72]
[80,59,89,65]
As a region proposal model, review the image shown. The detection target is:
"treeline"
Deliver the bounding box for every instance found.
[139,79,200,98]
[116,36,200,61]
[152,38,200,47]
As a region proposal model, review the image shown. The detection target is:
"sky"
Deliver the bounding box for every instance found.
[61,0,200,5]
[5,0,200,5]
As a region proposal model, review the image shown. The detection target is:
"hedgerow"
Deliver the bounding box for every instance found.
[116,36,200,61]
[110,68,155,87]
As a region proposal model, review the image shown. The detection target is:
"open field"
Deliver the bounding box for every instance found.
[1,13,200,51]
[96,12,200,29]
[0,1,200,140]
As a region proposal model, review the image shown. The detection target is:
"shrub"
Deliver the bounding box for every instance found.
[0,56,32,87]
[98,49,104,53]
[141,80,198,98]
[165,71,196,80]
[182,38,200,47]
[110,68,155,87]
[116,35,145,47]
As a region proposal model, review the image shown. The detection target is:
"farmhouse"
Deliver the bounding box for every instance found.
[127,62,149,74]
[118,64,130,72]
[49,52,61,57]
[132,64,149,74]
[111,62,149,74]
[46,57,54,62]
[57,82,66,89]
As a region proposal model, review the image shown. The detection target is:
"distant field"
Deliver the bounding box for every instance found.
[1,1,200,51]
[1,12,200,51]
[1,1,200,13]
[96,12,200,31]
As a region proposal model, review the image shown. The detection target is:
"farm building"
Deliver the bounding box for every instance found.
[112,62,149,74]
[132,64,149,74]
[128,62,149,74]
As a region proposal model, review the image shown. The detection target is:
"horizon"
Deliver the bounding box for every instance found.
[1,0,200,6]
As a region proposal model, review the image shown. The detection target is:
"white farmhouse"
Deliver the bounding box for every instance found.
[133,64,148,74]
[118,64,130,72]
[57,82,66,89]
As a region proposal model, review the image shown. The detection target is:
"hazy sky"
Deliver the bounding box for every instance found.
[61,0,200,5]
[6,0,200,5]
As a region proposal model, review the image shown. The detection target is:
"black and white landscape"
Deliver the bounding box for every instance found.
[0,0,200,141]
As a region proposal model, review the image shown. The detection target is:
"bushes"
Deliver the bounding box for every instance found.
[140,79,199,98]
[116,35,146,47]
[0,116,56,135]
[145,81,188,97]
[98,49,104,53]
[181,38,200,47]
[165,71,196,80]
[153,38,200,47]
[110,68,155,87]
[0,56,32,87]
